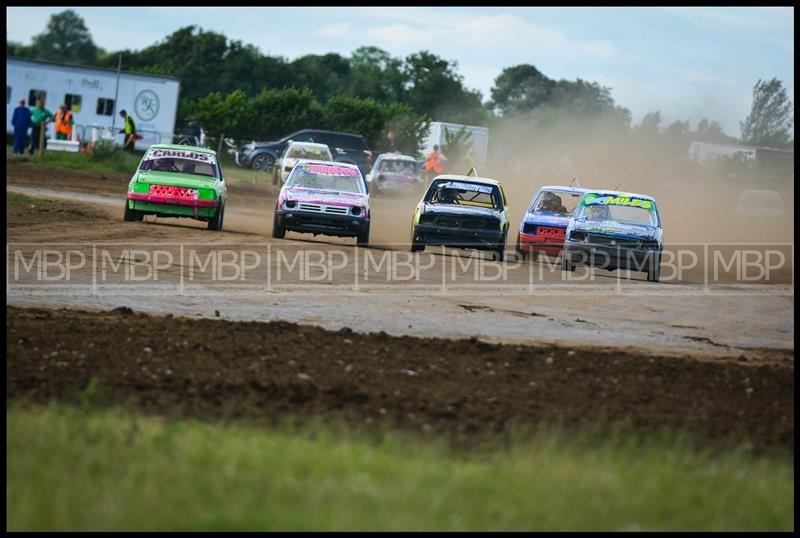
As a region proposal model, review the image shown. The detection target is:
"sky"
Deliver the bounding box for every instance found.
[6,6,794,136]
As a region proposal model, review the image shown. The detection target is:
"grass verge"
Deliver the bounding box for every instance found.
[7,191,57,208]
[7,403,793,531]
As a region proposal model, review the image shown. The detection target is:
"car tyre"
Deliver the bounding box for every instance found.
[562,252,576,272]
[493,228,508,262]
[123,201,143,222]
[272,212,286,239]
[646,251,661,282]
[252,154,275,173]
[208,202,225,231]
[410,227,425,252]
[356,225,370,247]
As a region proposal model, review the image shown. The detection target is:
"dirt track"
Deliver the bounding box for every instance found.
[6,305,794,451]
[5,160,795,451]
[6,160,794,357]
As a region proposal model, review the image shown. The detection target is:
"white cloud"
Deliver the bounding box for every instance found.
[319,22,352,38]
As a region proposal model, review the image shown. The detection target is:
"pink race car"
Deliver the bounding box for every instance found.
[272,160,371,246]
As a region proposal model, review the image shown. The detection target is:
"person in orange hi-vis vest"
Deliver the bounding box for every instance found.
[54,104,74,141]
[423,144,444,181]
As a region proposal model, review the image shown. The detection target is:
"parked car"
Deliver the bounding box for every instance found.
[734,189,786,218]
[124,144,227,231]
[233,129,373,177]
[273,141,333,185]
[365,153,424,195]
[563,190,663,282]
[410,173,509,261]
[517,185,588,260]
[273,160,371,246]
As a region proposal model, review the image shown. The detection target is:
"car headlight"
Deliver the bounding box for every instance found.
[419,214,435,224]
[640,239,659,249]
[284,200,297,210]
[350,206,362,216]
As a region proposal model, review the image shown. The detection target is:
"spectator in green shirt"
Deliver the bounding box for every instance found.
[119,109,137,152]
[29,99,54,155]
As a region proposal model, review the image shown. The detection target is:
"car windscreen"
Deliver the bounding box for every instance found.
[575,193,658,226]
[530,190,583,216]
[286,163,365,194]
[379,159,417,175]
[140,148,217,178]
[286,145,331,160]
[425,180,502,210]
[329,134,367,150]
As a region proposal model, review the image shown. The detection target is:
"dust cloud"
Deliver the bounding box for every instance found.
[482,113,794,246]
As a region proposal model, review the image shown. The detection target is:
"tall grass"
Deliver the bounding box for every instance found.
[7,404,793,531]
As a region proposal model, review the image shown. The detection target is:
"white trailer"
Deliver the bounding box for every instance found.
[6,56,180,151]
[421,121,490,170]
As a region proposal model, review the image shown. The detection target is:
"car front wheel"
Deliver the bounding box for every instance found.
[356,225,370,247]
[272,213,286,239]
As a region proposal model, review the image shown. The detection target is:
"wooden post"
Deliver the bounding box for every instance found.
[38,119,47,156]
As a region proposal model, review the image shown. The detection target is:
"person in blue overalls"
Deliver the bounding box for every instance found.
[11,99,32,155]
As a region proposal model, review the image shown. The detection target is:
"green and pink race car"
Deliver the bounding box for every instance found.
[124,144,228,230]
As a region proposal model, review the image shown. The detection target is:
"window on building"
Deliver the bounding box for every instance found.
[28,89,47,106]
[7,86,11,104]
[97,98,114,116]
[65,94,82,113]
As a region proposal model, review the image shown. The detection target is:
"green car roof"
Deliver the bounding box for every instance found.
[147,144,217,156]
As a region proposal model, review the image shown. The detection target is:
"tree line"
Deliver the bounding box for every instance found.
[8,10,793,154]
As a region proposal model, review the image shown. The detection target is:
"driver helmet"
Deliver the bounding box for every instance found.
[588,205,611,220]
[155,158,174,171]
[540,191,562,211]
[438,187,458,204]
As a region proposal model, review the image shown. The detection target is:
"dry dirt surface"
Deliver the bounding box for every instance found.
[7,164,794,358]
[6,305,794,452]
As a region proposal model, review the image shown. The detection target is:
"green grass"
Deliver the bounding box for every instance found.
[7,144,141,174]
[7,144,275,188]
[7,404,794,531]
[7,191,57,208]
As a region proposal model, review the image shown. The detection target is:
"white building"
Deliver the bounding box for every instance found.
[6,56,180,151]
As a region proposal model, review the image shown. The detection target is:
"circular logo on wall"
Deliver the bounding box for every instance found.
[134,90,160,122]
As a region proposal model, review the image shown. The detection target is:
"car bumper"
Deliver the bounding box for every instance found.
[275,209,369,237]
[414,223,504,249]
[127,192,219,208]
[518,231,565,256]
[563,242,660,271]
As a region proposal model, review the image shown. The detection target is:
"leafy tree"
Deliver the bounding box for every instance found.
[7,39,33,58]
[441,125,473,172]
[290,53,352,102]
[551,78,622,118]
[694,118,736,144]
[490,64,554,115]
[402,51,487,125]
[320,96,385,146]
[740,78,794,148]
[379,103,431,155]
[664,119,690,139]
[636,111,662,136]
[349,46,405,103]
[249,87,324,140]
[30,10,98,64]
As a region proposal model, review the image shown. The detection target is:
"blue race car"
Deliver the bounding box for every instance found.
[516,185,588,260]
[562,190,663,282]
